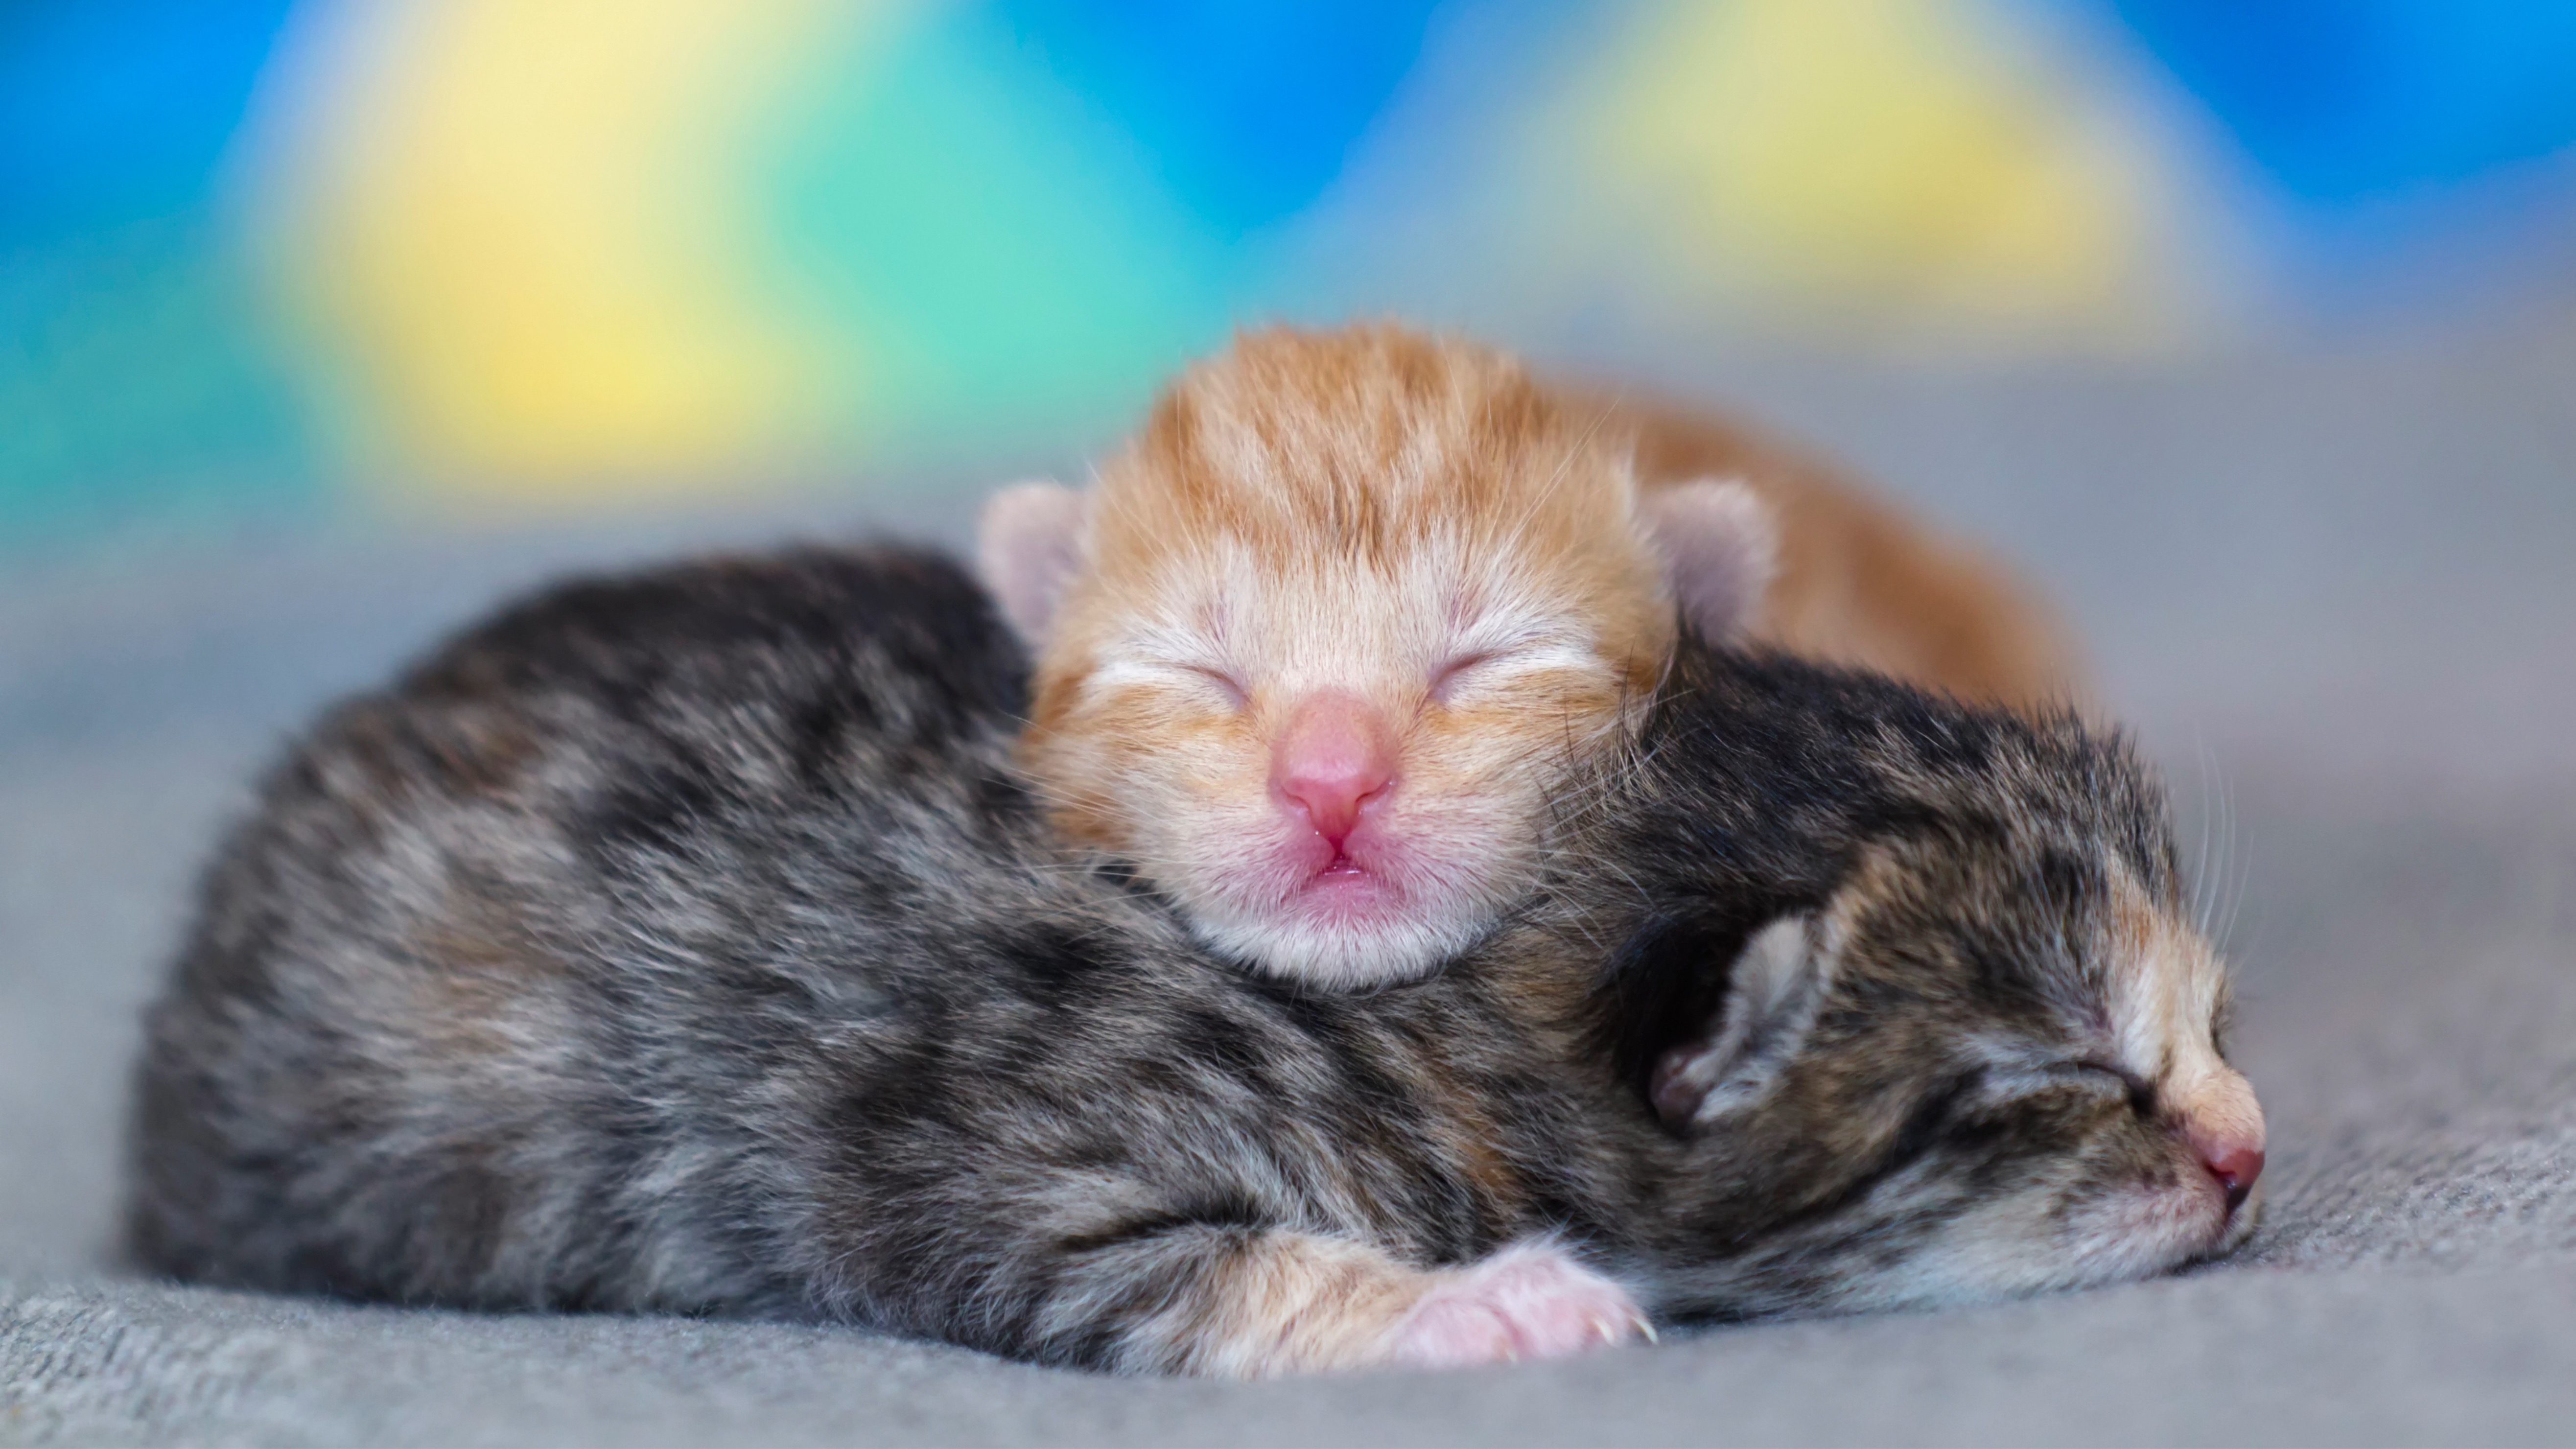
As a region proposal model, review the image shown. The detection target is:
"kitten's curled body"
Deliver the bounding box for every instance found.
[128,549,2261,1377]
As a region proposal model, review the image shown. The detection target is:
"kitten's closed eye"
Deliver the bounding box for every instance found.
[1429,652,1506,702]
[1094,654,1252,713]
[2061,1062,2156,1116]
[1429,631,1610,705]
[1981,1061,2156,1120]
[1177,664,1251,710]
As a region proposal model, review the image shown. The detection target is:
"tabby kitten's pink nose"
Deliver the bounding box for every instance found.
[2201,1145,2265,1213]
[1272,694,1395,846]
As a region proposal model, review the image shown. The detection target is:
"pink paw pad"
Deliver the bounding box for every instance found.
[1384,1242,1650,1369]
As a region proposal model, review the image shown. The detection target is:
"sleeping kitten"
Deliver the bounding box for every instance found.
[980,325,1780,989]
[127,547,2262,1377]
[979,324,2071,992]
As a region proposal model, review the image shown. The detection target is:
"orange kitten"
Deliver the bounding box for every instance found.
[977,326,1773,988]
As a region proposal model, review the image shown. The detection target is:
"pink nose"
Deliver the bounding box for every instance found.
[2201,1145,2265,1214]
[1272,693,1395,847]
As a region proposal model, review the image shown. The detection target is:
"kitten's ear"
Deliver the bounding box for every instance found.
[976,481,1090,645]
[1649,911,1841,1127]
[1639,477,1779,643]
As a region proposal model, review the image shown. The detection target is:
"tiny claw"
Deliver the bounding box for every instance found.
[1634,1316,1659,1344]
[1597,1320,1619,1345]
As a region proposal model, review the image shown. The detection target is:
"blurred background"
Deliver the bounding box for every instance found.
[6,2,2576,1365]
[7,0,2576,551]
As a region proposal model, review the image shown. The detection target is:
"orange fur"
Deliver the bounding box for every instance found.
[1148,1233,1435,1377]
[1130,1231,1646,1377]
[1606,393,2079,709]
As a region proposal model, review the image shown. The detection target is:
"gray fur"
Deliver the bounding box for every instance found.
[126,547,2245,1372]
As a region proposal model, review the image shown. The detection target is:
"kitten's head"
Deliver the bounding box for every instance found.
[1587,652,2263,1314]
[980,325,1772,988]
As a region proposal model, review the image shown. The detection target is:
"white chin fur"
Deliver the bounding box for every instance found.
[1191,903,1502,990]
[1867,1178,2241,1313]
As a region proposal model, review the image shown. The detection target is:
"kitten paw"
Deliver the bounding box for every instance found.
[1384,1241,1650,1369]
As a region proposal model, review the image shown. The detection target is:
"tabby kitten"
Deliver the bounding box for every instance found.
[126,548,2260,1376]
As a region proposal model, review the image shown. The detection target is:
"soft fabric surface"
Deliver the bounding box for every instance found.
[6,317,2574,1446]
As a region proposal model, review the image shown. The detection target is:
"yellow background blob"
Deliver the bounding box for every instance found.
[1575,0,2176,342]
[262,0,882,501]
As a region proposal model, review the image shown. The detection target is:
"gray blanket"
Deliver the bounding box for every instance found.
[7,316,2573,1446]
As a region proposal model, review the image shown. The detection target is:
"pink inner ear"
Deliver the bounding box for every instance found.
[1647,1045,1710,1125]
[1641,478,1780,642]
[975,482,1089,644]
